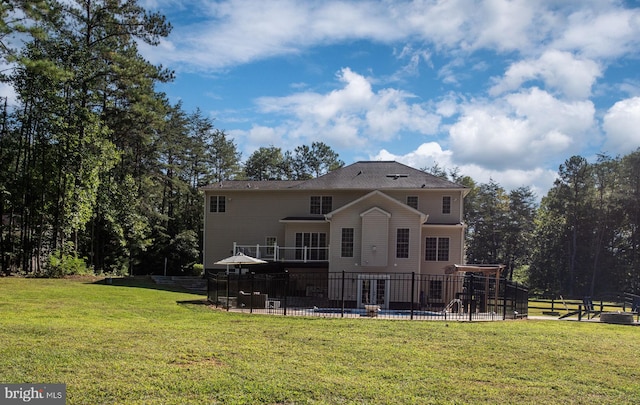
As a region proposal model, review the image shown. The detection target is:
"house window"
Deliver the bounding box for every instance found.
[265,237,277,257]
[425,237,450,261]
[209,195,226,213]
[442,196,451,214]
[310,196,332,214]
[295,232,327,260]
[396,228,409,258]
[438,238,449,261]
[429,280,443,300]
[406,196,418,209]
[341,228,354,257]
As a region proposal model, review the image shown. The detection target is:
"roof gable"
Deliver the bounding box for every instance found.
[326,190,428,223]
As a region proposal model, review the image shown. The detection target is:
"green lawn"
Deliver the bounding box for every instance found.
[1,277,639,404]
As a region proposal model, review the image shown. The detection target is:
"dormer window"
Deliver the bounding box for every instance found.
[310,196,332,214]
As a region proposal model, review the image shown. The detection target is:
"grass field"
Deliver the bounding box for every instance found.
[1,277,639,404]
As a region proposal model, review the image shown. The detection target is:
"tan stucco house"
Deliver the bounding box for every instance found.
[202,161,469,309]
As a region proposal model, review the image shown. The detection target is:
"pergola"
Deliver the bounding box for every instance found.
[445,264,506,312]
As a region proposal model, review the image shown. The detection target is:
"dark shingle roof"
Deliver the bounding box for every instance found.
[292,161,464,190]
[201,161,466,191]
[200,180,304,191]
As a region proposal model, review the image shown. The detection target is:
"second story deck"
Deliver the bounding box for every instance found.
[233,243,328,263]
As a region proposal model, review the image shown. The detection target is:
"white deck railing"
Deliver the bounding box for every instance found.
[233,243,329,262]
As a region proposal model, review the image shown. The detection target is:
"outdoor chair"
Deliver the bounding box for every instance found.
[582,297,599,319]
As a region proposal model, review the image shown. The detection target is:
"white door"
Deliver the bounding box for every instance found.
[357,276,390,309]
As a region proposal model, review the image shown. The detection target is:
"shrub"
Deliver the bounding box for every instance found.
[180,263,203,277]
[190,263,204,277]
[47,245,91,278]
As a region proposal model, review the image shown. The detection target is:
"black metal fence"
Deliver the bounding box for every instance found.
[206,270,528,321]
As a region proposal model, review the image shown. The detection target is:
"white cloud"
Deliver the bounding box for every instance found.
[365,88,440,136]
[603,97,640,155]
[402,0,548,53]
[370,144,557,199]
[244,125,284,145]
[227,124,290,159]
[553,6,640,59]
[505,88,596,143]
[391,45,432,80]
[465,0,540,52]
[437,57,466,85]
[141,1,640,72]
[435,93,460,118]
[456,164,558,200]
[449,109,530,165]
[489,50,602,100]
[253,68,440,151]
[449,88,596,169]
[371,142,455,169]
[617,79,640,98]
[258,68,373,119]
[140,0,504,70]
[142,0,406,70]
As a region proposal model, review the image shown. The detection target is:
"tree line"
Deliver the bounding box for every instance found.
[428,150,640,297]
[2,1,639,297]
[528,153,640,297]
[0,0,342,276]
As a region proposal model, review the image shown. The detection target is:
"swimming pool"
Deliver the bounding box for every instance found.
[307,307,446,317]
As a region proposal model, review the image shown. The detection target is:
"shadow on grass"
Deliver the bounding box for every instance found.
[176,299,210,305]
[89,276,207,297]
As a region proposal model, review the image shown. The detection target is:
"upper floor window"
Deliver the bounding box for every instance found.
[425,237,449,261]
[209,195,226,213]
[406,196,418,209]
[442,196,451,214]
[310,196,332,214]
[341,228,354,258]
[396,228,409,258]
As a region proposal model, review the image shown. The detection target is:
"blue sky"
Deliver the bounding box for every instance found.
[9,0,640,198]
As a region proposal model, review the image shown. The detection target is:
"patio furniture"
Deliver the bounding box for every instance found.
[237,291,267,309]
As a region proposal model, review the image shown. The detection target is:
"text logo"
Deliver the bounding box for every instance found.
[0,384,65,405]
